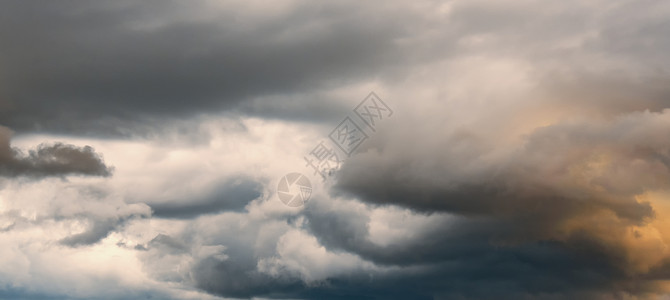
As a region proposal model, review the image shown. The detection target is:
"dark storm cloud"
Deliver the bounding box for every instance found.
[189,214,639,300]
[1,0,669,137]
[324,110,670,298]
[149,177,263,219]
[0,0,406,135]
[193,255,305,299]
[293,199,633,299]
[0,126,111,177]
[174,197,645,299]
[336,109,670,222]
[303,200,496,266]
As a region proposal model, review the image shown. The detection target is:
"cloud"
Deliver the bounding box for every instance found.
[0,126,112,178]
[59,215,144,247]
[328,109,670,297]
[3,0,670,299]
[0,0,407,136]
[149,176,264,218]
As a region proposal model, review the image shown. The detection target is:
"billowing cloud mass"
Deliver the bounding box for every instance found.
[0,126,111,177]
[2,0,670,299]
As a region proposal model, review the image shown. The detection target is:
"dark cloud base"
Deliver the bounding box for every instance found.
[149,177,263,219]
[0,1,402,136]
[0,126,111,178]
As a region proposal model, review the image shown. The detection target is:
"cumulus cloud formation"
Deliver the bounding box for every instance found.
[2,0,670,299]
[0,126,112,177]
[324,110,670,298]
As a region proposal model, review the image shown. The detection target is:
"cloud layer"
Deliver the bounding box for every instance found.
[2,0,670,299]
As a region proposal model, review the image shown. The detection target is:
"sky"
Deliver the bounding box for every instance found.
[2,0,670,299]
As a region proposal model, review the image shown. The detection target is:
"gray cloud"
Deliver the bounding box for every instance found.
[4,0,670,299]
[0,0,407,136]
[326,110,670,298]
[172,207,643,300]
[0,126,112,178]
[59,213,146,247]
[59,218,120,247]
[149,177,263,218]
[336,110,670,218]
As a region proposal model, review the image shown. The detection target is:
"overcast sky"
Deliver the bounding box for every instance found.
[2,1,670,299]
